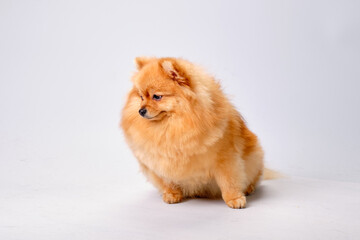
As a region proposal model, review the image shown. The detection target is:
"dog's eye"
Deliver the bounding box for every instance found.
[140,96,144,101]
[152,94,162,101]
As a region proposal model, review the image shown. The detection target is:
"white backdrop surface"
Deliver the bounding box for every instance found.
[1,1,360,239]
[1,0,359,184]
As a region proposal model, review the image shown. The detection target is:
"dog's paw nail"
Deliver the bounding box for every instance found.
[226,196,246,209]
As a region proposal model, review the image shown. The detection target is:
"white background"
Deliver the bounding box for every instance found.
[1,0,359,184]
[1,1,360,239]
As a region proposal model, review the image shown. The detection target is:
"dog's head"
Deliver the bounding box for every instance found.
[131,57,193,121]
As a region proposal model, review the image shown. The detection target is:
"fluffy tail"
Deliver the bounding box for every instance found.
[263,168,283,180]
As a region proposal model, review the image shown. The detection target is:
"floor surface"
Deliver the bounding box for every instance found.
[1,177,359,240]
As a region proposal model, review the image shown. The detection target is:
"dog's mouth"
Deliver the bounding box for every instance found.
[144,111,166,120]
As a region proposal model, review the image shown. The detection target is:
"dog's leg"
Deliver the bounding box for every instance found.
[161,183,183,204]
[214,157,247,209]
[244,169,262,196]
[139,163,183,204]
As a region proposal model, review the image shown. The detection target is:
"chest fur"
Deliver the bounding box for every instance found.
[132,142,217,183]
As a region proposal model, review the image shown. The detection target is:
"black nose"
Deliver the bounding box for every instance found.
[139,108,147,117]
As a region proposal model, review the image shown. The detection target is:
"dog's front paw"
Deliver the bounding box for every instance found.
[226,195,246,209]
[162,191,182,204]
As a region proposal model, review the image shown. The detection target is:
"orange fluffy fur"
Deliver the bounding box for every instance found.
[121,57,264,208]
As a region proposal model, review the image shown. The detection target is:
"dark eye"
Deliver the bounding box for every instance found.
[152,94,162,101]
[140,96,144,101]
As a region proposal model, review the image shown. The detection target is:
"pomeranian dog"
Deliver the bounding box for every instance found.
[121,57,264,208]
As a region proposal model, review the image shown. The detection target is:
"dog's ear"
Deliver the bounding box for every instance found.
[135,57,154,70]
[161,60,189,86]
